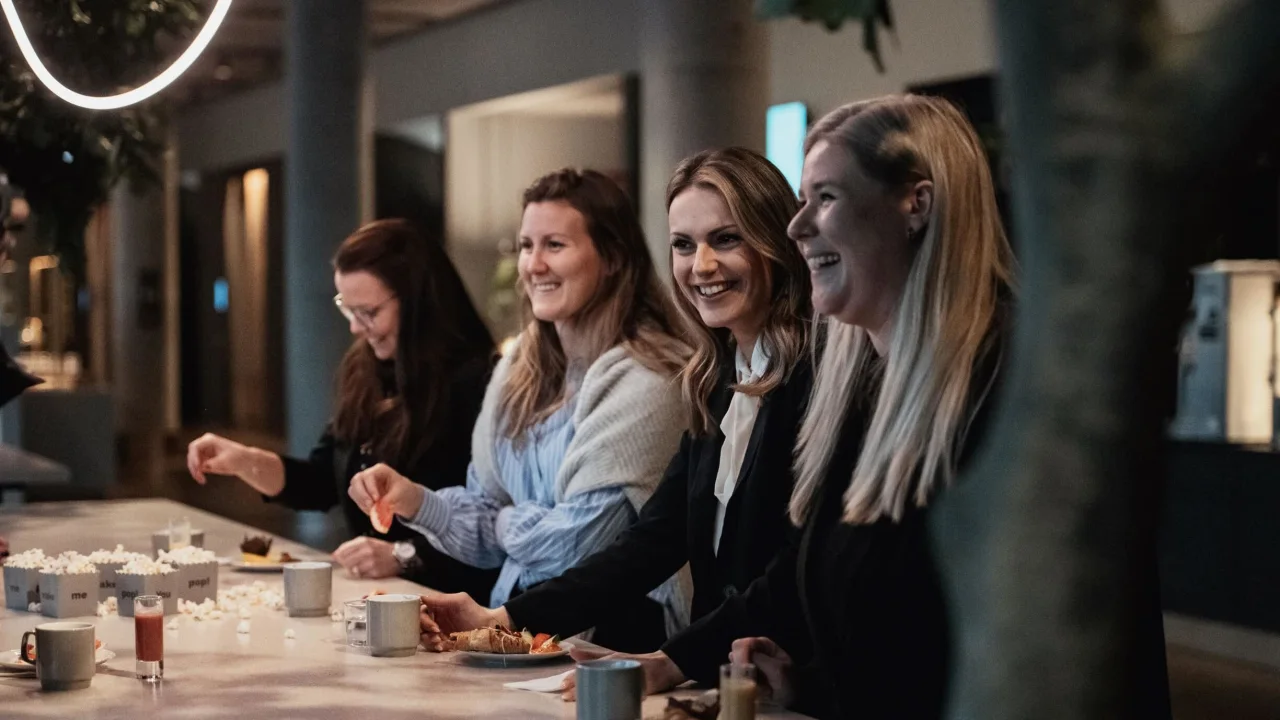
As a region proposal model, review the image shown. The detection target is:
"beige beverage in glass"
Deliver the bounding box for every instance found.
[720,663,758,720]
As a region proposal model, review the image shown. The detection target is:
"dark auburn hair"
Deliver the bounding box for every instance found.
[331,219,495,465]
[501,168,688,439]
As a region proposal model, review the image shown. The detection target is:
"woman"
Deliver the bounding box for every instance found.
[348,169,691,652]
[187,219,498,600]
[569,95,1022,718]
[416,147,816,652]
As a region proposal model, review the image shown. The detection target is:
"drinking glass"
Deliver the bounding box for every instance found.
[134,595,164,682]
[167,517,191,551]
[344,599,367,647]
[719,663,758,720]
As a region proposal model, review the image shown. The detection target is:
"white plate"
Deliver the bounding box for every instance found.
[0,647,115,674]
[456,641,573,666]
[230,561,285,573]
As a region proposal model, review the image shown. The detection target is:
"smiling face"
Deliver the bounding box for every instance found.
[334,270,401,360]
[518,200,604,328]
[789,139,918,335]
[669,185,770,351]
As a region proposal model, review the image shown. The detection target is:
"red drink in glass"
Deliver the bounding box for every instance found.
[134,595,164,681]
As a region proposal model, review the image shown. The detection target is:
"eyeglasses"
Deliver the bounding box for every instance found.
[334,293,395,328]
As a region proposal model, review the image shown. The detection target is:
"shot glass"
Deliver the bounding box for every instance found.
[134,595,164,682]
[719,663,758,720]
[344,599,367,647]
[167,517,192,551]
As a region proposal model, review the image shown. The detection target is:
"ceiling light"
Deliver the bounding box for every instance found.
[0,0,234,111]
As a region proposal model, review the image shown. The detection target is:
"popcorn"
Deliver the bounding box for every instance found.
[236,620,251,634]
[176,582,284,621]
[27,602,41,612]
[166,619,180,631]
[4,549,47,569]
[40,551,97,575]
[96,597,119,617]
[118,557,176,576]
[330,610,343,622]
[284,629,296,640]
[87,545,147,565]
[158,546,216,565]
[238,606,252,620]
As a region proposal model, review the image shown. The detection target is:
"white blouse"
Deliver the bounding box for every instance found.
[713,340,770,555]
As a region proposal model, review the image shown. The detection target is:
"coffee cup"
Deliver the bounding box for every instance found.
[282,562,332,617]
[576,658,643,720]
[366,593,421,657]
[20,621,96,691]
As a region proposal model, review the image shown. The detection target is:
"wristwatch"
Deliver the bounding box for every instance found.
[392,541,420,572]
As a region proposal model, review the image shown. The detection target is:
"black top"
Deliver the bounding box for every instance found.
[505,356,815,648]
[661,322,1172,719]
[273,354,498,600]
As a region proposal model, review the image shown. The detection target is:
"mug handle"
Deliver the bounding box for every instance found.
[19,631,35,665]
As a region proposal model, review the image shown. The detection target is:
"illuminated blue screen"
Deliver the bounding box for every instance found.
[213,277,229,313]
[766,102,807,194]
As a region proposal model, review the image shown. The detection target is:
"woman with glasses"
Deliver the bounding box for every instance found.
[347,169,692,652]
[186,219,499,600]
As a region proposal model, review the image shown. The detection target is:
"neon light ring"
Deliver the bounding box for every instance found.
[0,0,234,111]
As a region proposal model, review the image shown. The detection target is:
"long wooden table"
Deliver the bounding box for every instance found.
[0,499,808,719]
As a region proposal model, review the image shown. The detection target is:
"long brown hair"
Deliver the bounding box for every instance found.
[331,219,495,465]
[501,169,688,439]
[665,148,813,435]
[790,94,1015,525]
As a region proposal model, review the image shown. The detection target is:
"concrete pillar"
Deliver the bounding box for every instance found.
[639,0,770,262]
[284,0,368,455]
[110,180,167,440]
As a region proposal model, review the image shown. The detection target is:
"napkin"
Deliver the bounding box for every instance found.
[503,669,574,693]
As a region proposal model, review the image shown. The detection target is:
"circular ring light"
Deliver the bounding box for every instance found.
[0,0,234,111]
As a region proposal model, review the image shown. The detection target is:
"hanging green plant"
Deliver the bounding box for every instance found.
[755,0,895,72]
[0,0,206,278]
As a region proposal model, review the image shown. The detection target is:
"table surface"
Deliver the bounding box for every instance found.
[0,499,807,719]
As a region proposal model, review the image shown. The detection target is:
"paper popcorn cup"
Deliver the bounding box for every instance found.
[174,560,218,602]
[95,561,126,602]
[117,572,179,616]
[4,565,40,611]
[39,571,100,618]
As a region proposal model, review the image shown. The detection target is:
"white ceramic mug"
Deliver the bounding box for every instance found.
[366,593,421,657]
[282,562,332,618]
[20,621,96,691]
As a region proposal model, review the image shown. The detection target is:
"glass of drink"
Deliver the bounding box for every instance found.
[168,517,191,551]
[720,663,758,720]
[344,599,367,647]
[134,595,164,682]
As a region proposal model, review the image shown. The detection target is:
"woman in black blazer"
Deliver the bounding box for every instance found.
[187,220,498,600]
[418,147,814,650]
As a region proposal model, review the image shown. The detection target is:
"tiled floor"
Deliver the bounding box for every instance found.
[22,428,1280,720]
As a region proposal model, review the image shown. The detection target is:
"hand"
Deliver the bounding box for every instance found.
[348,463,426,519]
[730,637,795,707]
[187,433,284,496]
[331,537,401,580]
[560,647,686,701]
[417,591,508,650]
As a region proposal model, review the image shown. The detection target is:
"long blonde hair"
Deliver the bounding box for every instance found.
[665,148,813,435]
[789,94,1015,525]
[502,168,688,439]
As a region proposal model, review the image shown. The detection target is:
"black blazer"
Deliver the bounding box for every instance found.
[504,356,815,646]
[661,322,1171,720]
[273,354,498,601]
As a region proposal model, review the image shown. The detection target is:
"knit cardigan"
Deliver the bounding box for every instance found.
[470,342,695,630]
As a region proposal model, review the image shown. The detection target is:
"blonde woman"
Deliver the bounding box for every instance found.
[580,95,1017,718]
[417,147,816,656]
[349,169,691,652]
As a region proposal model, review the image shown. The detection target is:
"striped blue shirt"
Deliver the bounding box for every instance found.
[406,400,636,608]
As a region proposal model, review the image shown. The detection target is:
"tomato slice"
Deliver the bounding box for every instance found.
[370,497,394,534]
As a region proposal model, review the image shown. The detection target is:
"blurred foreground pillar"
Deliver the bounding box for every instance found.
[639,0,769,261]
[284,0,368,455]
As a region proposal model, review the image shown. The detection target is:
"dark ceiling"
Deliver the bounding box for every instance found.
[171,0,511,106]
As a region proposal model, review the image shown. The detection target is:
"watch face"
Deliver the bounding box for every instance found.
[393,542,415,562]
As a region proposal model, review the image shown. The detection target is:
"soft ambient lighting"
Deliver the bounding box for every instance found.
[0,0,234,111]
